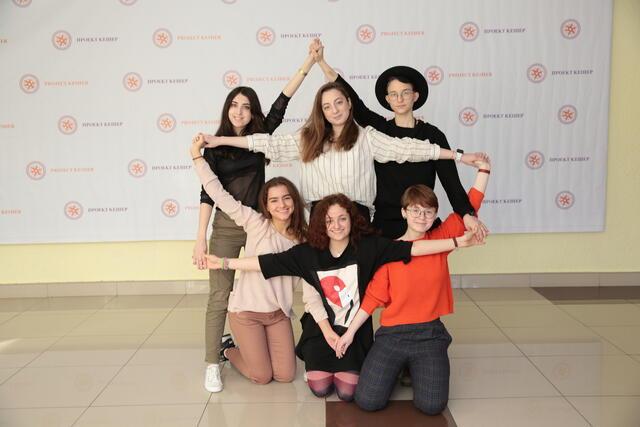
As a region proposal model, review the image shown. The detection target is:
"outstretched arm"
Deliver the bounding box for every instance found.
[410,231,483,256]
[205,254,261,271]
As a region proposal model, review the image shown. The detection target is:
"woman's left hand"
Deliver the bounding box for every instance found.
[460,152,489,167]
[457,230,486,248]
[191,133,206,158]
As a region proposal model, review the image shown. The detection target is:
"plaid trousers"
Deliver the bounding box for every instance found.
[355,318,452,415]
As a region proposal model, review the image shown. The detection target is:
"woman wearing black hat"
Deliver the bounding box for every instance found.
[313,43,489,241]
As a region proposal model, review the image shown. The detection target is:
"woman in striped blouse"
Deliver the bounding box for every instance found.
[200,81,487,222]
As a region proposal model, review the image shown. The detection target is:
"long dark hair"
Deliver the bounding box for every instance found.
[300,82,360,163]
[213,86,267,160]
[307,193,374,250]
[258,177,307,243]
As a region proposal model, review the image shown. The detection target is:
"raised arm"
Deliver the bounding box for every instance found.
[472,157,491,195]
[313,39,387,129]
[282,43,316,98]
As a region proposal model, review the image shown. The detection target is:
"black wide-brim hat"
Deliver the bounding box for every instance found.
[375,66,429,111]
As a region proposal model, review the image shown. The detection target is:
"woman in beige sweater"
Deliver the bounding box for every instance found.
[191,134,324,388]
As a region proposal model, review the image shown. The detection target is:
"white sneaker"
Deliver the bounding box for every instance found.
[204,363,223,392]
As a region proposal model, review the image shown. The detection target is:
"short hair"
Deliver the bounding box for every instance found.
[400,184,439,211]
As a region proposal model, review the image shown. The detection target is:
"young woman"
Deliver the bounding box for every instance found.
[195,47,316,393]
[312,40,488,241]
[204,193,482,401]
[191,133,321,389]
[334,159,491,414]
[201,81,488,222]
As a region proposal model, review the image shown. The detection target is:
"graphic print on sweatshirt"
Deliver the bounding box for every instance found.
[318,264,359,327]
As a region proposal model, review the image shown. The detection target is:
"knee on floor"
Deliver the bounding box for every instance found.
[414,398,447,416]
[250,371,274,385]
[354,395,387,412]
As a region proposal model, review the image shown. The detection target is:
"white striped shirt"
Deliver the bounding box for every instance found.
[247,125,441,214]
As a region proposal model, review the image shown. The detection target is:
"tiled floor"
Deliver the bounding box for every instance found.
[0,288,639,426]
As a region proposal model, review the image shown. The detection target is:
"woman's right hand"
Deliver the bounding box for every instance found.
[192,239,208,270]
[335,332,354,359]
[473,156,491,171]
[205,254,223,270]
[191,133,206,158]
[457,230,486,248]
[323,329,340,351]
[309,38,323,62]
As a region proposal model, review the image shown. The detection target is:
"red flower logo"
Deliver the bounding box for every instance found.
[26,161,46,180]
[256,27,276,46]
[458,107,478,126]
[561,19,581,39]
[52,30,72,50]
[356,24,376,44]
[527,63,547,83]
[20,74,39,94]
[162,199,180,217]
[64,201,84,220]
[555,191,575,209]
[525,151,545,170]
[157,113,176,133]
[153,28,173,48]
[123,72,143,92]
[58,116,78,135]
[128,159,147,178]
[424,66,444,85]
[222,70,242,89]
[459,22,479,42]
[558,105,577,124]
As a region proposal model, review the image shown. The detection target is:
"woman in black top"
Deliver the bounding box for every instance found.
[204,193,481,401]
[196,46,316,394]
[313,41,489,240]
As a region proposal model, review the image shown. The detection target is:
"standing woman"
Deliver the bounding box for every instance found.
[334,159,491,414]
[204,193,481,401]
[194,47,316,393]
[202,82,487,222]
[313,41,488,240]
[190,134,320,388]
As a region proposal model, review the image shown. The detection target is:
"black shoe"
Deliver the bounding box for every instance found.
[219,334,235,362]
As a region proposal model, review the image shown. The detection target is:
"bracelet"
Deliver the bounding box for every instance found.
[478,169,491,175]
[221,257,229,270]
[192,155,203,161]
[455,149,464,162]
[452,237,458,248]
[298,68,308,76]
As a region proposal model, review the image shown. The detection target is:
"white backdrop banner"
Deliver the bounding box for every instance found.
[0,0,612,243]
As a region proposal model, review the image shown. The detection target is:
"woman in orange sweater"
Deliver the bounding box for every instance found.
[335,158,491,415]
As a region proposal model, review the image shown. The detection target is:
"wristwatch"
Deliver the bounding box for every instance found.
[455,149,464,162]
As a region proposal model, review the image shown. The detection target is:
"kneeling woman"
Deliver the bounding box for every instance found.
[335,158,491,414]
[191,134,319,386]
[205,193,481,401]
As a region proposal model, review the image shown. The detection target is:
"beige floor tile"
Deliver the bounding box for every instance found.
[0,312,93,338]
[448,397,589,427]
[0,298,44,312]
[128,334,204,366]
[480,304,582,328]
[441,305,495,329]
[201,402,324,427]
[68,309,169,336]
[529,354,640,396]
[449,357,558,398]
[0,337,57,368]
[502,325,624,356]
[633,354,640,364]
[0,367,19,384]
[0,407,84,427]
[452,288,471,302]
[449,328,522,358]
[591,325,640,354]
[175,294,208,309]
[29,335,147,367]
[94,364,210,406]
[567,396,640,427]
[464,287,551,306]
[154,309,206,335]
[0,366,120,408]
[210,360,317,403]
[0,312,19,324]
[75,404,206,427]
[29,296,113,312]
[103,295,183,310]
[559,303,640,326]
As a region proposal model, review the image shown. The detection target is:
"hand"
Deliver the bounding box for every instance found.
[309,38,323,62]
[463,214,489,242]
[204,254,223,270]
[203,134,222,148]
[472,156,491,171]
[323,329,340,351]
[456,230,486,248]
[192,239,208,270]
[335,333,354,359]
[190,133,206,158]
[460,152,489,167]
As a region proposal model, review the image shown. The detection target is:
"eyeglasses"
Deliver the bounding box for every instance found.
[387,89,414,101]
[405,207,436,219]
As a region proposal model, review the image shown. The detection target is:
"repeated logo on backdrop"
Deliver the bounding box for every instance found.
[356,25,376,44]
[19,74,39,94]
[558,105,577,124]
[123,72,143,92]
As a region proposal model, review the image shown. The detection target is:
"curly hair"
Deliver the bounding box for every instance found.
[257,177,307,243]
[307,193,374,250]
